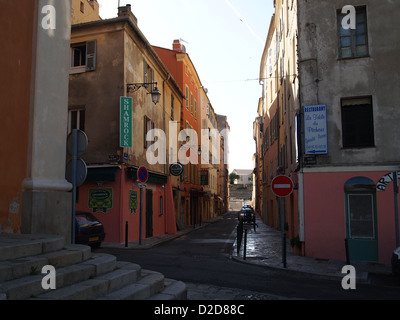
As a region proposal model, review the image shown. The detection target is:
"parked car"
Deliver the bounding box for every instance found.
[75,211,105,248]
[243,204,253,211]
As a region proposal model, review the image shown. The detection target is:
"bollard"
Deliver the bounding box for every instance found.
[237,220,243,255]
[243,228,248,260]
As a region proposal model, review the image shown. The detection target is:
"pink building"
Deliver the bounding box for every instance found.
[302,170,398,264]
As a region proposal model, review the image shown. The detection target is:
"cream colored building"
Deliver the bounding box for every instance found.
[199,88,220,220]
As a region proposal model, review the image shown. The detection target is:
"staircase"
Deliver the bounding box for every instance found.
[0,234,187,300]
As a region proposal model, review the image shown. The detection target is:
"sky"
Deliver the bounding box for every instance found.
[97,0,274,172]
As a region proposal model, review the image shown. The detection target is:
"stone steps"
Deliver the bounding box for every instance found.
[0,234,186,300]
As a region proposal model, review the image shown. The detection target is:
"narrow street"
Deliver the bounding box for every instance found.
[98,212,400,300]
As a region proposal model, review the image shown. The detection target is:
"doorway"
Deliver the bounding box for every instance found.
[345,177,378,262]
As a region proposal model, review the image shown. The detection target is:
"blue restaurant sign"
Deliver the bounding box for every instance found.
[304,105,328,155]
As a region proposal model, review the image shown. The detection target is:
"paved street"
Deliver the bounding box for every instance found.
[98,212,400,300]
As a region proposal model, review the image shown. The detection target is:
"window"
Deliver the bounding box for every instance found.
[71,44,86,67]
[348,194,375,238]
[338,6,369,59]
[70,40,97,73]
[143,60,155,92]
[341,97,374,148]
[194,100,197,119]
[185,86,189,109]
[68,107,85,133]
[144,115,155,149]
[190,93,194,114]
[80,1,84,13]
[344,176,377,239]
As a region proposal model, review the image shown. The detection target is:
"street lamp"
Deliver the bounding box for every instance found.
[127,82,161,105]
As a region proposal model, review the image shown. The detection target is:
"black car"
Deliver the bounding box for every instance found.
[75,211,106,248]
[238,206,255,222]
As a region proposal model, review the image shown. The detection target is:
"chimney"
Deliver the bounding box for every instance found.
[118,4,138,25]
[173,39,186,53]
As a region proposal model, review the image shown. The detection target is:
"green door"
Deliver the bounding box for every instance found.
[345,193,378,262]
[345,177,378,263]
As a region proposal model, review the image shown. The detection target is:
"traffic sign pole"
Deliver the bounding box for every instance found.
[271,176,294,269]
[139,185,143,245]
[71,129,77,245]
[137,167,148,245]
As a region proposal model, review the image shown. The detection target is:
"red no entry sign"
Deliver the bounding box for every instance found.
[271,175,294,197]
[137,166,148,183]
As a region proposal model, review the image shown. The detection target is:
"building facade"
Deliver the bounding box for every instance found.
[154,40,204,227]
[297,0,400,264]
[256,0,400,264]
[216,114,230,214]
[199,90,220,221]
[69,5,184,243]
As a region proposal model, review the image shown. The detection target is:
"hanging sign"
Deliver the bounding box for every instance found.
[129,189,138,213]
[170,163,184,176]
[377,171,400,191]
[120,97,133,148]
[88,188,113,213]
[304,105,328,155]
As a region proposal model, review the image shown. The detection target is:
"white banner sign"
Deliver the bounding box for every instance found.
[304,105,328,155]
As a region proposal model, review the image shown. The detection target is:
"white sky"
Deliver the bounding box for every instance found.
[97,0,274,171]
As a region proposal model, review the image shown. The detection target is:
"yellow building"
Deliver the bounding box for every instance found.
[199,89,220,220]
[72,0,101,24]
[256,0,299,238]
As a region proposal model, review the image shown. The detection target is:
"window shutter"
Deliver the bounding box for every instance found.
[143,61,148,88]
[144,116,148,148]
[85,40,97,71]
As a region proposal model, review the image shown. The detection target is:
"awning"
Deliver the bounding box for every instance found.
[86,165,120,182]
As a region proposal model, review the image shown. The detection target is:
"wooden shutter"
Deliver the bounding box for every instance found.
[85,40,97,71]
[143,60,148,88]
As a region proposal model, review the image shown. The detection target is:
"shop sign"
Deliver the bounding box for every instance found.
[89,188,113,213]
[120,97,133,148]
[304,105,328,155]
[170,163,184,176]
[129,189,137,213]
[377,171,400,191]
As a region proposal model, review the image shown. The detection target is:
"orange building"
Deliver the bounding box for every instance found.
[154,40,203,227]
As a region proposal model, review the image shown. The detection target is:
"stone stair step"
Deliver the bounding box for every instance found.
[96,270,165,300]
[0,234,65,262]
[148,278,187,300]
[82,253,116,276]
[33,278,110,300]
[137,270,165,296]
[0,253,116,300]
[0,244,91,283]
[0,234,187,300]
[31,260,141,300]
